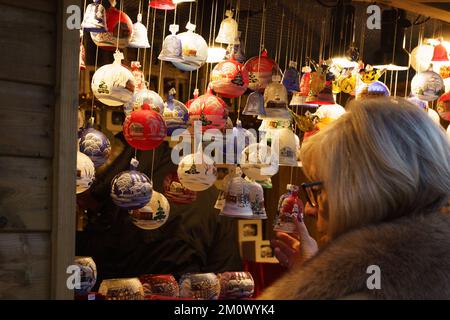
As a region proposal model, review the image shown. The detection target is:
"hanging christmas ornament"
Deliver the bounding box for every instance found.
[222,120,254,165]
[289,92,305,106]
[177,153,217,192]
[226,31,246,64]
[188,88,229,132]
[247,180,267,219]
[129,13,151,48]
[90,6,133,51]
[91,51,135,106]
[428,107,441,125]
[131,61,146,91]
[243,91,265,116]
[215,10,238,45]
[431,38,449,62]
[98,278,145,300]
[407,95,428,110]
[179,273,220,300]
[139,274,179,298]
[244,49,280,92]
[220,174,254,219]
[79,121,111,167]
[218,272,254,300]
[163,171,197,204]
[74,256,97,295]
[299,66,312,98]
[411,65,445,102]
[149,0,176,10]
[81,0,107,33]
[306,62,336,105]
[76,151,95,194]
[411,44,434,73]
[206,47,227,64]
[172,22,208,72]
[210,57,249,98]
[355,81,390,100]
[437,91,450,121]
[240,143,279,181]
[130,191,170,230]
[273,184,304,233]
[282,61,300,93]
[159,24,183,62]
[268,128,299,167]
[111,158,153,210]
[163,88,189,136]
[123,103,166,150]
[125,88,165,116]
[261,75,290,119]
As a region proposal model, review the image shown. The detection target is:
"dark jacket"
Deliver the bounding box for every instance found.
[260,211,450,299]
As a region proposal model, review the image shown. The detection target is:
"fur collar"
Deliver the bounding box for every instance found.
[260,211,450,300]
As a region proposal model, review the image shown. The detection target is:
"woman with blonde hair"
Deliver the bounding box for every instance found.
[261,98,450,299]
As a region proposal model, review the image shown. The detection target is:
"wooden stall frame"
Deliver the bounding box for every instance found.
[51,0,80,300]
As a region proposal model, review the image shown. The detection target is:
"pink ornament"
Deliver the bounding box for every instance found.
[210,58,249,98]
[188,88,229,132]
[123,104,166,150]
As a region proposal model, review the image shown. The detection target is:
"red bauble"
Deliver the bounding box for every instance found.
[149,0,176,10]
[210,58,249,98]
[123,104,166,150]
[243,49,280,92]
[188,88,229,132]
[91,7,133,51]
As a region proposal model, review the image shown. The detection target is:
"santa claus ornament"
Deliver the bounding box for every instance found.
[76,151,95,194]
[210,57,249,98]
[79,121,111,167]
[130,191,170,230]
[188,88,229,132]
[244,49,280,92]
[177,153,217,192]
[111,158,153,210]
[273,184,304,233]
[91,51,135,107]
[163,171,197,204]
[123,104,166,151]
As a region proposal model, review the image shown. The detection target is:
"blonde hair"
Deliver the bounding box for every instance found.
[300,98,450,239]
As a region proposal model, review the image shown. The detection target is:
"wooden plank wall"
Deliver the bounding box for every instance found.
[0,0,57,299]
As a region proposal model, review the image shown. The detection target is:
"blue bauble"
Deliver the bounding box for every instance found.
[79,125,111,167]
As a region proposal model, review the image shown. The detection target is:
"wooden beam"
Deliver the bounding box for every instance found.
[353,0,450,23]
[51,0,80,300]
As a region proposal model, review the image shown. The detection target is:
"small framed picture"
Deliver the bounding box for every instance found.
[255,240,278,263]
[238,219,262,242]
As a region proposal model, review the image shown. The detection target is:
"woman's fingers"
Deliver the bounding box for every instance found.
[271,238,298,257]
[295,219,319,260]
[274,247,290,267]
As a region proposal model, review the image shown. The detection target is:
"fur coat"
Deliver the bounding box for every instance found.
[260,211,450,300]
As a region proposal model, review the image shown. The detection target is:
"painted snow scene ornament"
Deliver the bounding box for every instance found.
[125,88,165,116]
[177,153,217,192]
[437,91,450,121]
[163,88,189,136]
[247,179,267,219]
[220,174,253,219]
[356,81,390,100]
[91,51,135,107]
[111,158,153,210]
[98,278,145,300]
[188,88,229,132]
[218,272,254,299]
[139,274,179,298]
[90,6,133,50]
[163,171,197,204]
[226,31,245,64]
[123,104,166,150]
[210,57,249,98]
[129,13,150,48]
[179,273,220,300]
[79,121,111,167]
[74,256,97,295]
[244,49,281,92]
[243,91,265,116]
[172,22,208,72]
[77,151,95,194]
[240,143,279,181]
[158,24,183,62]
[215,10,238,44]
[130,191,170,230]
[262,75,290,119]
[273,184,304,234]
[81,0,107,33]
[411,65,445,101]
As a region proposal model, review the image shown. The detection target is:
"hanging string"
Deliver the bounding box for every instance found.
[150,149,156,182]
[359,13,366,60]
[275,9,285,64]
[147,7,157,88]
[158,10,168,95]
[187,2,193,98]
[115,0,124,51]
[195,0,202,91]
[141,2,151,74]
[284,11,291,70]
[89,0,102,120]
[299,3,306,66]
[243,0,250,57]
[204,0,217,93]
[404,25,414,97]
[137,0,143,61]
[173,3,177,24]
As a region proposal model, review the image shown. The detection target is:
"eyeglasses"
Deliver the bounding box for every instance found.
[301,181,323,208]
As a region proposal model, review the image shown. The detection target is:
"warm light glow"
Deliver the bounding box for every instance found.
[331,57,358,69]
[373,64,409,71]
[206,47,226,63]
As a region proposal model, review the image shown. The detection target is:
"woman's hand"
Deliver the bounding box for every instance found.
[271,219,319,268]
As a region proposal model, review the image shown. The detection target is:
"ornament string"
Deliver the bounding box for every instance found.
[115,0,123,52]
[404,25,414,97]
[188,2,193,98]
[195,0,202,91]
[256,1,266,78]
[141,2,151,74]
[137,0,143,61]
[147,7,157,88]
[275,9,285,65]
[158,10,167,95]
[204,0,217,93]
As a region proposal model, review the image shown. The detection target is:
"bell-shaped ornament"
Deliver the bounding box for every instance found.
[172,22,208,72]
[282,61,300,93]
[269,128,299,167]
[159,24,183,62]
[247,180,267,219]
[149,0,176,10]
[432,39,449,62]
[289,92,305,106]
[220,174,254,219]
[129,13,150,48]
[81,0,107,33]
[111,158,153,210]
[240,143,279,181]
[261,75,291,119]
[273,184,304,233]
[243,92,265,116]
[215,10,238,45]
